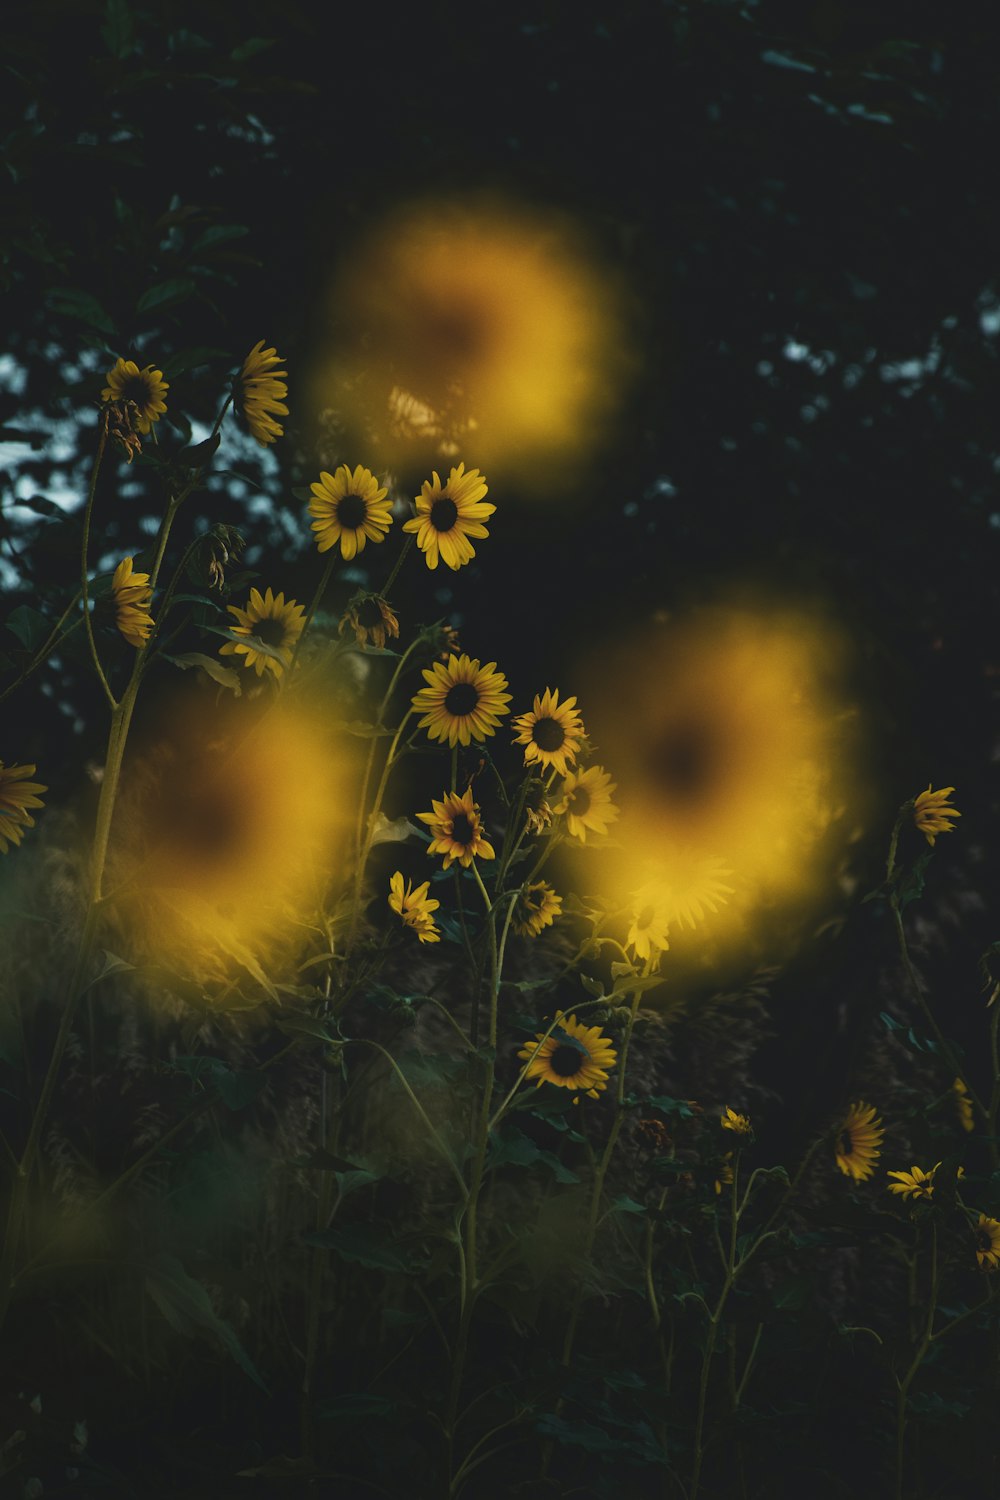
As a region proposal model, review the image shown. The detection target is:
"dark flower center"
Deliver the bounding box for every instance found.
[647,721,715,801]
[357,597,386,628]
[122,375,153,406]
[450,812,476,845]
[550,1043,585,1077]
[838,1132,853,1157]
[252,616,288,648]
[532,716,566,752]
[977,1230,994,1252]
[336,493,367,529]
[430,497,459,532]
[567,786,591,816]
[445,682,479,717]
[637,904,655,929]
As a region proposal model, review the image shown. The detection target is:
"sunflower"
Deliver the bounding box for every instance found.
[111,556,155,649]
[339,594,399,650]
[239,340,289,446]
[834,1101,885,1183]
[388,871,441,943]
[402,463,494,572]
[626,885,671,962]
[954,1077,975,1133]
[721,1106,752,1136]
[523,786,553,836]
[411,653,511,748]
[101,357,169,434]
[512,881,562,937]
[886,1163,939,1202]
[219,587,306,679]
[553,764,619,844]
[517,1010,618,1101]
[913,785,961,847]
[975,1214,1000,1271]
[417,787,495,870]
[0,760,47,854]
[512,687,585,777]
[309,464,392,560]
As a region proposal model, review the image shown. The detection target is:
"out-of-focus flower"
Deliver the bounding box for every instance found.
[913,785,961,847]
[309,464,392,560]
[0,761,47,854]
[388,871,440,943]
[111,557,155,648]
[714,1151,734,1195]
[219,587,306,679]
[411,653,511,747]
[553,764,619,844]
[626,886,671,962]
[418,786,495,870]
[101,358,169,433]
[239,340,288,446]
[886,1163,939,1202]
[517,1011,617,1101]
[512,880,562,937]
[402,464,493,572]
[512,688,585,778]
[954,1077,975,1133]
[721,1106,752,1136]
[340,594,399,650]
[834,1101,884,1183]
[975,1214,1000,1270]
[636,1118,672,1153]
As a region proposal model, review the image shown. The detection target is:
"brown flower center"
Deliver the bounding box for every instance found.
[252,616,288,648]
[357,597,386,628]
[445,682,479,717]
[567,785,592,816]
[122,375,153,407]
[637,904,655,930]
[647,721,716,801]
[450,812,476,845]
[430,497,459,532]
[550,1043,585,1077]
[336,493,367,530]
[838,1131,853,1158]
[532,716,566,752]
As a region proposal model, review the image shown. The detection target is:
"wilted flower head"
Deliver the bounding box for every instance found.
[912,785,961,847]
[340,594,399,650]
[101,357,169,433]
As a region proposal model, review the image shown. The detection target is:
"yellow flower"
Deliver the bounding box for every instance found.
[417,787,495,870]
[339,594,399,650]
[388,871,440,943]
[239,340,288,446]
[834,1101,884,1183]
[523,787,553,836]
[402,463,494,572]
[517,1010,618,1101]
[111,556,155,649]
[308,464,392,560]
[411,653,511,748]
[886,1163,939,1201]
[721,1106,752,1136]
[913,785,961,847]
[512,881,562,938]
[101,357,169,434]
[0,760,47,854]
[512,687,585,778]
[714,1151,734,1195]
[219,587,306,679]
[553,764,619,844]
[975,1214,1000,1270]
[626,885,671,962]
[954,1077,975,1133]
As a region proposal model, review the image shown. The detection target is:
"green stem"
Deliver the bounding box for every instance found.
[0,595,83,708]
[380,533,414,599]
[894,1222,938,1500]
[290,550,337,678]
[80,424,116,709]
[690,1150,742,1500]
[349,710,414,950]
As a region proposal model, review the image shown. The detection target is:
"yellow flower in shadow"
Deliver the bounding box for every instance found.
[402,463,493,571]
[886,1163,938,1202]
[975,1215,1000,1271]
[517,1011,617,1101]
[101,357,169,433]
[417,786,495,870]
[220,587,306,680]
[388,871,440,943]
[512,881,562,938]
[834,1101,884,1183]
[0,760,47,854]
[239,340,288,446]
[111,557,155,649]
[913,785,960,846]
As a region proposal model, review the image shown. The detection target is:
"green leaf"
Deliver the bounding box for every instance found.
[340,721,394,739]
[487,1127,580,1183]
[609,1195,647,1216]
[83,950,136,990]
[231,37,276,62]
[45,287,116,334]
[368,812,422,845]
[171,1056,265,1110]
[145,1252,267,1389]
[15,496,65,520]
[136,278,197,314]
[162,652,242,693]
[5,605,53,652]
[273,1013,338,1042]
[640,1094,697,1119]
[579,974,606,999]
[304,1223,425,1272]
[316,1393,396,1422]
[192,224,250,252]
[161,347,230,378]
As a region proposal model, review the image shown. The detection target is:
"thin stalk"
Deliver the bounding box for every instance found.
[894,1222,938,1500]
[289,550,337,678]
[690,1149,742,1500]
[380,533,414,599]
[0,594,83,708]
[79,424,116,709]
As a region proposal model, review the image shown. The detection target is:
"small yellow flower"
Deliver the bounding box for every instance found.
[101,357,169,434]
[954,1077,975,1133]
[0,761,47,855]
[721,1106,752,1137]
[417,787,495,870]
[912,785,961,846]
[308,464,392,560]
[714,1151,734,1195]
[239,340,288,446]
[626,885,672,962]
[219,587,306,679]
[402,463,495,571]
[512,881,562,938]
[111,557,155,649]
[553,764,619,844]
[834,1100,884,1183]
[975,1214,1000,1270]
[388,871,441,943]
[411,653,511,748]
[339,594,399,650]
[512,688,585,778]
[886,1163,939,1202]
[517,1010,617,1101]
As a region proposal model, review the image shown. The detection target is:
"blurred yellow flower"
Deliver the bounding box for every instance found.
[626,886,671,962]
[953,1077,975,1133]
[411,653,511,747]
[834,1101,884,1183]
[886,1163,939,1201]
[418,787,495,870]
[512,687,585,778]
[913,785,961,846]
[402,463,493,571]
[220,587,306,679]
[714,1151,734,1195]
[239,340,288,446]
[309,464,392,560]
[388,871,440,943]
[111,556,155,649]
[101,357,168,433]
[517,1011,617,1101]
[0,760,47,854]
[512,881,562,938]
[553,764,619,844]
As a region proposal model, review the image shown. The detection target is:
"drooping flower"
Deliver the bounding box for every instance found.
[111,557,155,649]
[834,1101,884,1183]
[517,1011,617,1101]
[512,687,585,777]
[308,464,392,560]
[553,764,619,844]
[417,787,495,870]
[954,1077,975,1133]
[913,785,961,847]
[721,1106,752,1137]
[239,340,288,446]
[886,1163,939,1202]
[523,785,553,836]
[411,653,511,748]
[626,885,672,962]
[101,357,169,434]
[388,871,440,943]
[339,594,399,650]
[0,761,47,854]
[974,1214,1000,1270]
[219,587,306,679]
[402,463,494,571]
[512,881,562,938]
